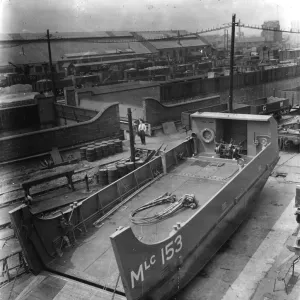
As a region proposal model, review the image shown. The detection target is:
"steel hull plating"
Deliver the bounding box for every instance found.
[148,156,279,300]
[110,142,279,300]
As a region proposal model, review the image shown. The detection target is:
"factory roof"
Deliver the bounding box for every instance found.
[136,30,189,40]
[0,30,194,42]
[0,31,134,41]
[0,41,151,66]
[236,36,265,43]
[150,38,207,50]
[73,57,146,68]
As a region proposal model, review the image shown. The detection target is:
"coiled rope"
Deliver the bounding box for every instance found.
[130,193,197,226]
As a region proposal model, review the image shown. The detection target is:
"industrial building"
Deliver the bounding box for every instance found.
[0,30,210,72]
[261,20,282,43]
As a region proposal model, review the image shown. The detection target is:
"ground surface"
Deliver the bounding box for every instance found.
[174,152,300,300]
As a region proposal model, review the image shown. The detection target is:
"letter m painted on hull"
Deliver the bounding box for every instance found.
[131,264,144,289]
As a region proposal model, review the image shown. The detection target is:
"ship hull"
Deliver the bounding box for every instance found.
[148,156,279,300]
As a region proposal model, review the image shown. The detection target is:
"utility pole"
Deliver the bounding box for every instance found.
[224,29,226,56]
[229,14,236,113]
[46,29,57,101]
[127,108,136,167]
[226,30,229,58]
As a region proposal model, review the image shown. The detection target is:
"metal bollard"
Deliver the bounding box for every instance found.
[191,133,198,156]
[161,152,167,174]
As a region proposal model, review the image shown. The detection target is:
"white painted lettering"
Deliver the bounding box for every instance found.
[175,235,183,253]
[161,247,165,265]
[144,260,150,271]
[161,235,183,265]
[150,255,156,265]
[165,241,175,260]
[131,264,144,289]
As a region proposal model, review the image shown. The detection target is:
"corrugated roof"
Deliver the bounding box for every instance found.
[74,57,146,67]
[0,31,133,41]
[150,38,207,50]
[180,39,207,47]
[0,41,151,66]
[64,51,99,58]
[59,53,138,63]
[62,62,71,68]
[237,37,265,43]
[55,32,110,38]
[138,30,188,40]
[192,111,272,121]
[139,33,169,40]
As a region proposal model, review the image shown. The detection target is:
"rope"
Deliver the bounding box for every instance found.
[111,274,121,300]
[8,264,21,300]
[130,193,197,226]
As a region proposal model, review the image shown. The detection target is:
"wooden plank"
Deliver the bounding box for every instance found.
[277,253,298,280]
[51,148,63,165]
[0,244,22,260]
[30,189,92,215]
[14,274,47,300]
[21,168,75,188]
[0,228,14,240]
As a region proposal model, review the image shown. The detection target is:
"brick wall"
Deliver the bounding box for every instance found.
[143,96,220,126]
[55,104,98,125]
[0,103,120,163]
[0,104,40,131]
[77,85,160,121]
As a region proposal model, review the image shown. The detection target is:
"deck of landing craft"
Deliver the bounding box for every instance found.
[48,156,244,292]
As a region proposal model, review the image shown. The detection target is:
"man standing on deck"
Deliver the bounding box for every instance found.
[138,119,147,145]
[132,120,139,145]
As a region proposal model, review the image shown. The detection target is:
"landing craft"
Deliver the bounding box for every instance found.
[110,112,279,300]
[11,112,279,300]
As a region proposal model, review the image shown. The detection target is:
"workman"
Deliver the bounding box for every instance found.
[59,216,72,248]
[132,120,139,144]
[138,119,147,145]
[24,194,33,206]
[293,208,300,236]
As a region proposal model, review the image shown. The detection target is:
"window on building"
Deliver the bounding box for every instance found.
[160,51,163,57]
[35,66,43,73]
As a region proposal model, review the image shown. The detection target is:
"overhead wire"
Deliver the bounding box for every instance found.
[1,22,300,50]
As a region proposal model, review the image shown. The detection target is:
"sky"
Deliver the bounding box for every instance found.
[1,0,300,35]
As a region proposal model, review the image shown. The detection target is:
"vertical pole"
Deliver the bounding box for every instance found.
[229,14,236,113]
[127,108,135,167]
[224,29,226,56]
[46,29,57,102]
[161,152,167,174]
[226,30,229,58]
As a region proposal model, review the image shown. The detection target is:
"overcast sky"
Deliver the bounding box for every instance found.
[1,0,300,35]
